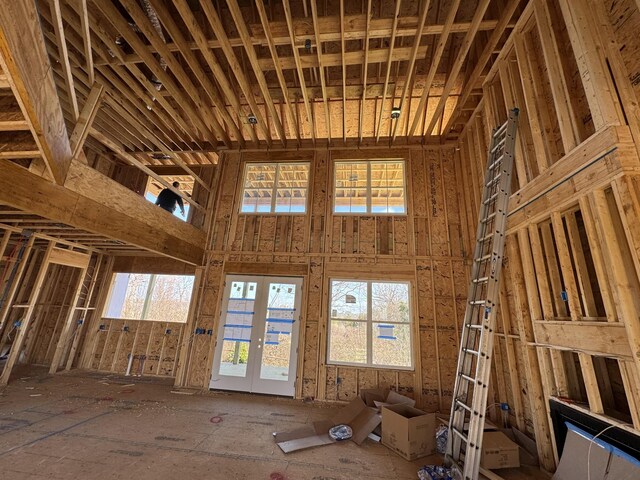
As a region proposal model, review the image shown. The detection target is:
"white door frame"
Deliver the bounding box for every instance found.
[210,274,303,396]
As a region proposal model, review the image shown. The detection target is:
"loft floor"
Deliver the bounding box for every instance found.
[0,367,548,480]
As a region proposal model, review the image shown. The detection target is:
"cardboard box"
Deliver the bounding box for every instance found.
[481,431,520,470]
[360,389,415,410]
[273,397,381,453]
[381,404,436,461]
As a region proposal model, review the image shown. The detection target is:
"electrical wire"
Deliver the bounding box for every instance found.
[586,424,617,480]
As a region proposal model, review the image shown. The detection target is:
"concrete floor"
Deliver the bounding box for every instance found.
[0,367,549,480]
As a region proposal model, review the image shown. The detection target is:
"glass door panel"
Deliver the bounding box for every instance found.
[217,281,256,378]
[211,275,302,396]
[259,282,297,382]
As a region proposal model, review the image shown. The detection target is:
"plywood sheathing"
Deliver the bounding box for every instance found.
[174,146,466,415]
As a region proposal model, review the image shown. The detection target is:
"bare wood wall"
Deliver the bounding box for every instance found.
[174,146,467,412]
[456,0,640,470]
[82,318,185,377]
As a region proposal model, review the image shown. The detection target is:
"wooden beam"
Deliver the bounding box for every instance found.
[359,0,373,144]
[444,0,521,134]
[390,0,430,142]
[255,0,299,143]
[70,83,104,161]
[0,0,73,184]
[0,160,205,264]
[172,0,258,145]
[49,0,79,121]
[533,320,631,359]
[557,0,625,130]
[550,212,603,413]
[282,0,315,143]
[376,0,403,141]
[146,0,244,146]
[408,0,460,137]
[533,0,579,152]
[114,0,228,147]
[424,0,492,136]
[100,94,211,192]
[226,0,286,145]
[340,0,346,143]
[256,44,429,72]
[49,246,91,269]
[309,0,331,143]
[200,1,272,145]
[96,17,505,65]
[0,95,29,132]
[77,0,94,85]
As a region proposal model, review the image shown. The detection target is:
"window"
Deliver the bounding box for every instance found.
[327,279,412,369]
[334,160,406,214]
[241,163,309,214]
[103,273,195,323]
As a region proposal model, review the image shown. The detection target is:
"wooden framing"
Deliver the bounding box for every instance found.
[0,0,72,184]
[454,0,640,469]
[3,3,640,477]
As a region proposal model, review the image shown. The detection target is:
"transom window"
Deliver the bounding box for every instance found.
[327,279,412,369]
[334,160,406,214]
[241,162,309,214]
[103,273,195,323]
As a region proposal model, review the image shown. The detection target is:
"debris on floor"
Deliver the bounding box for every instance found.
[273,396,380,453]
[418,465,453,480]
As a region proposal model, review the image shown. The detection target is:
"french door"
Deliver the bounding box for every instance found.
[210,275,303,396]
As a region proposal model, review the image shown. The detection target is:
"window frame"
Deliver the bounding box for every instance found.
[326,278,414,371]
[332,160,407,215]
[239,161,310,215]
[102,273,195,324]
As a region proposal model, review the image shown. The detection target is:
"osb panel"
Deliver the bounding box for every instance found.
[336,368,358,401]
[170,147,467,410]
[89,320,184,378]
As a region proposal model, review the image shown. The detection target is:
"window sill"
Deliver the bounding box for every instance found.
[325,361,414,372]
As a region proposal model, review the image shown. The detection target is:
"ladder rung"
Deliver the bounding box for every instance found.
[481,212,497,224]
[469,300,485,306]
[451,427,469,443]
[475,253,491,263]
[485,173,502,187]
[490,138,506,154]
[463,348,480,356]
[455,399,472,413]
[480,233,494,244]
[472,277,488,284]
[494,121,509,137]
[483,192,499,205]
[466,324,483,329]
[460,373,476,383]
[488,154,505,170]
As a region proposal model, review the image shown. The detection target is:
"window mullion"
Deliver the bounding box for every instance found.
[367,162,372,213]
[141,274,157,320]
[272,163,279,213]
[367,281,373,366]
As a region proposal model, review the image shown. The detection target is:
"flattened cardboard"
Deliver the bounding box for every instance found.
[553,426,640,480]
[274,397,381,453]
[381,404,436,461]
[272,420,334,453]
[481,431,520,470]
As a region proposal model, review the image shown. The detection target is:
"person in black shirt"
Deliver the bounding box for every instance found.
[155,181,185,216]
